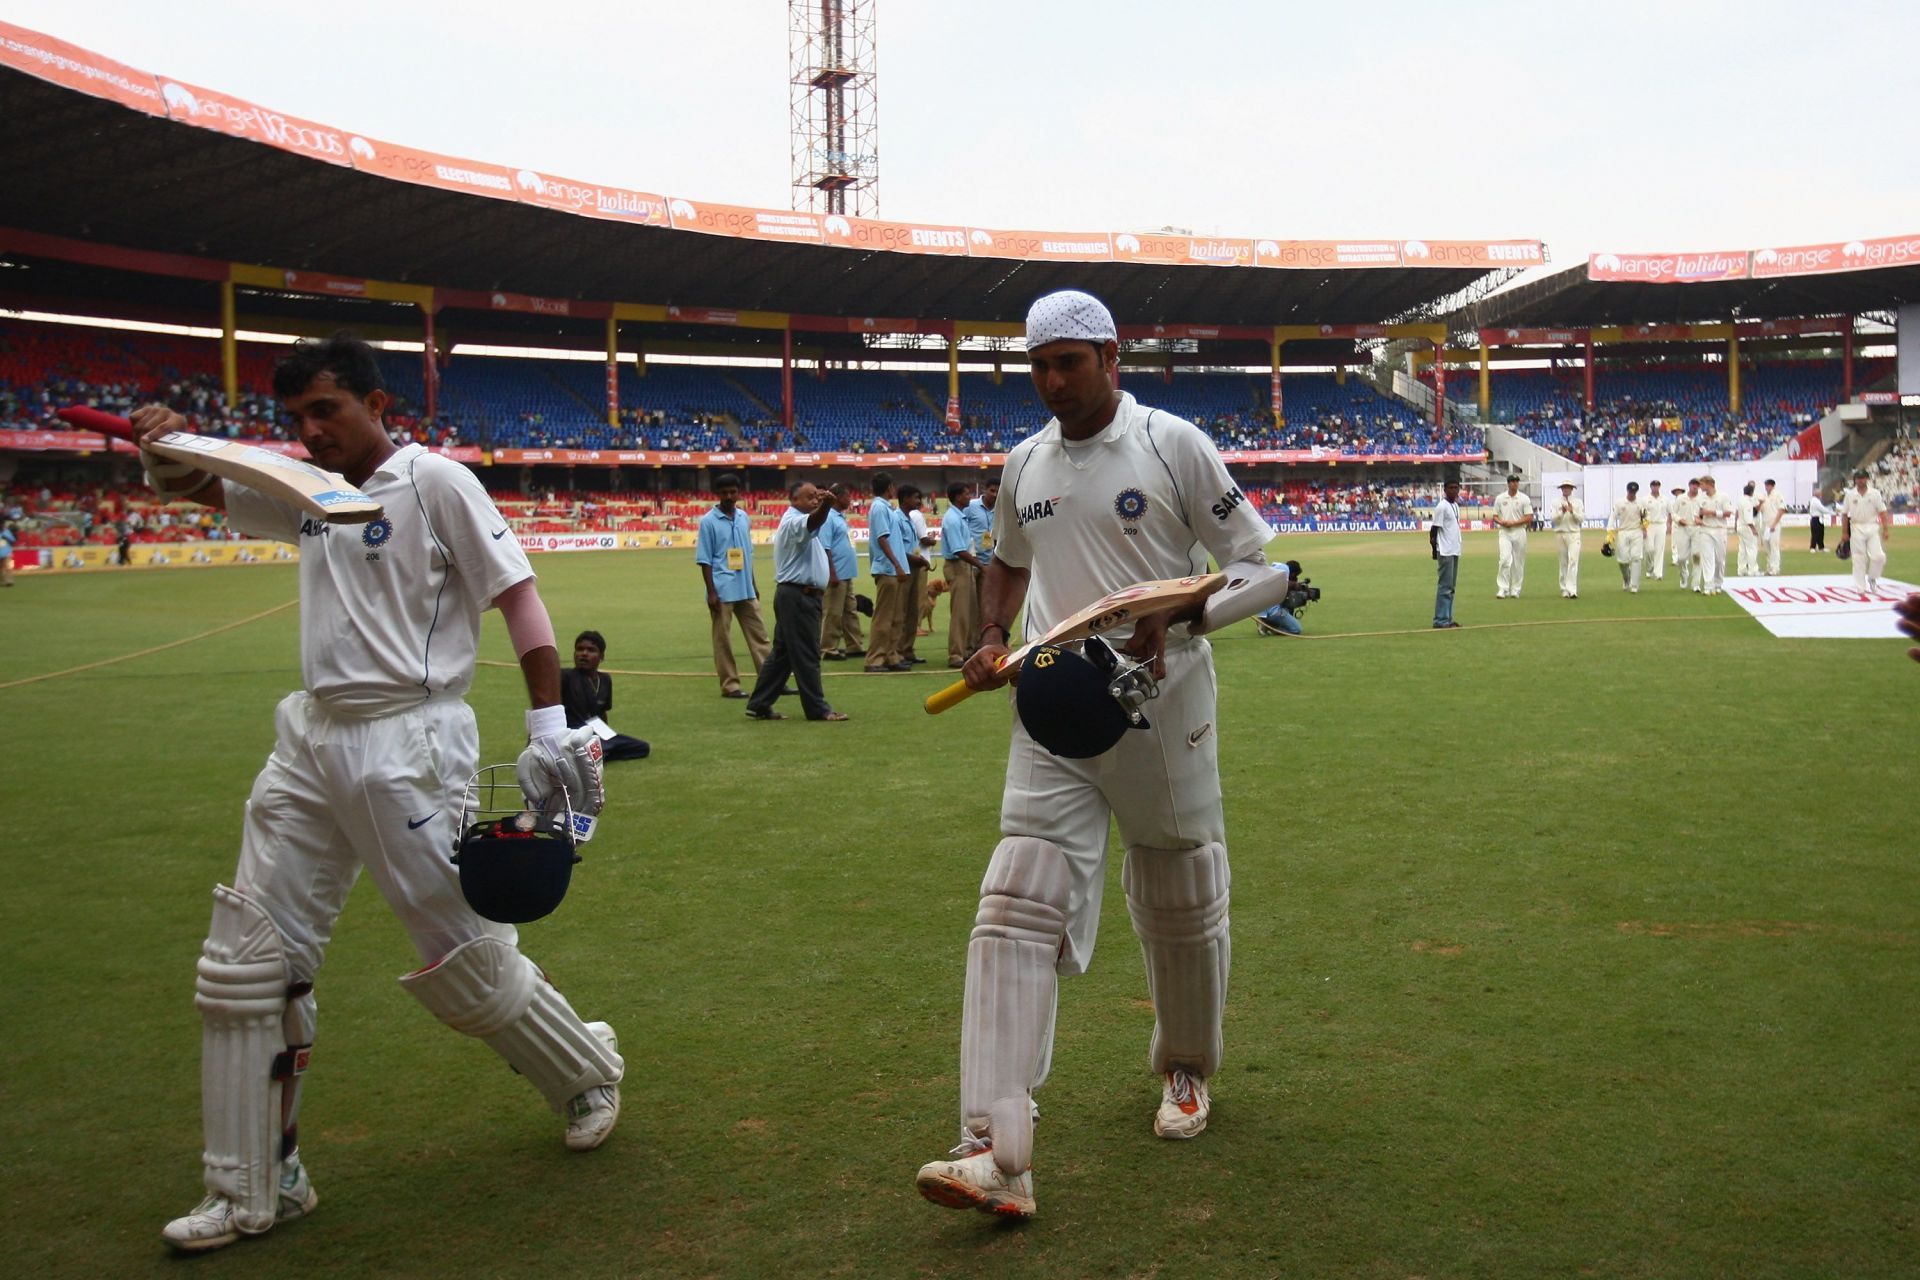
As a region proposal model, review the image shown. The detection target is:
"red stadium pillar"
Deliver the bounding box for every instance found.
[1843,313,1855,400]
[1727,332,1741,414]
[420,304,438,425]
[605,315,620,428]
[1431,341,1447,427]
[219,279,238,409]
[1269,339,1284,428]
[1583,333,1595,413]
[782,326,794,431]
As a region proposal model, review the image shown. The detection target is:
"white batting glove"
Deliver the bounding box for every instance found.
[140,448,215,499]
[516,705,606,824]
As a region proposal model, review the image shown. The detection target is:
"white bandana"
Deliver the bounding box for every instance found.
[1025,290,1116,349]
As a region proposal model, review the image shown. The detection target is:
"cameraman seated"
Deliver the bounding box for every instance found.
[561,630,652,761]
[1255,560,1310,636]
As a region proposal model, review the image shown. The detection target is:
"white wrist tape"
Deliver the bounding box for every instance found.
[142,447,216,498]
[1187,556,1293,636]
[526,704,567,741]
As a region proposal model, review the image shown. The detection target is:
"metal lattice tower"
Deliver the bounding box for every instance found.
[789,0,878,217]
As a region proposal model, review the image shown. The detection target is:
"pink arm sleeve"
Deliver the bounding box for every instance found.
[493,576,557,658]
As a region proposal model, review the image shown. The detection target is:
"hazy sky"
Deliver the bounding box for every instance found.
[10,0,1919,283]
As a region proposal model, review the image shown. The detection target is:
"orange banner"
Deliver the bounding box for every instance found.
[0,19,165,116]
[1253,240,1402,268]
[347,135,520,201]
[277,270,369,298]
[1588,250,1748,283]
[1482,327,1589,345]
[964,228,1113,263]
[1113,233,1255,267]
[1400,240,1546,268]
[1314,323,1392,340]
[436,287,605,319]
[666,199,827,244]
[1751,233,1920,278]
[511,169,669,227]
[820,215,971,255]
[156,77,353,166]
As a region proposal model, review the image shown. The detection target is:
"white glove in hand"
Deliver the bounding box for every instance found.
[516,706,605,819]
[141,448,213,498]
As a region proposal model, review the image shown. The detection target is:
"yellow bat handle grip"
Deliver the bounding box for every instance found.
[923,679,978,715]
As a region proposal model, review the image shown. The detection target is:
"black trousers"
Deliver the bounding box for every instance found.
[747,583,831,718]
[1810,516,1825,550]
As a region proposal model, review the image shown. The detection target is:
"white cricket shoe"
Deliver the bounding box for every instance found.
[1154,1067,1211,1139]
[915,1129,1035,1219]
[565,1022,621,1151]
[161,1152,317,1253]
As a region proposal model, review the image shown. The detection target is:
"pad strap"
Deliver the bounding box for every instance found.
[195,884,292,1234]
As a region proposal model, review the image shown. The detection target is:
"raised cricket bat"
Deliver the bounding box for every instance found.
[57,406,384,524]
[923,572,1226,715]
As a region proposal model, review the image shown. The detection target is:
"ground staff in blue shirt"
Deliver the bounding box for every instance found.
[744,483,847,722]
[941,482,983,667]
[864,472,910,672]
[694,472,770,697]
[819,483,865,660]
[963,479,997,640]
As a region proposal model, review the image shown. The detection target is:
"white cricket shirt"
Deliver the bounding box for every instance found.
[1430,498,1462,557]
[1841,485,1888,531]
[1550,496,1584,532]
[1610,498,1647,533]
[226,444,534,716]
[1493,490,1533,531]
[1696,491,1734,530]
[991,392,1271,647]
[1643,493,1670,528]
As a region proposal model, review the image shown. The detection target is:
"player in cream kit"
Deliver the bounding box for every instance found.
[1641,479,1670,581]
[913,291,1289,1220]
[1491,474,1533,598]
[132,335,621,1254]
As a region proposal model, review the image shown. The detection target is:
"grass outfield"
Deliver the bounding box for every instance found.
[2,531,1915,1279]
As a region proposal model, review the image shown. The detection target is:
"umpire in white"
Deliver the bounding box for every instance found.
[132,335,622,1254]
[913,291,1290,1220]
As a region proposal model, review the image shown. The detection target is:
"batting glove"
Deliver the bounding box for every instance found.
[516,705,605,820]
[141,448,215,499]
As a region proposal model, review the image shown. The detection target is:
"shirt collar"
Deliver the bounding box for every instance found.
[368,441,424,480]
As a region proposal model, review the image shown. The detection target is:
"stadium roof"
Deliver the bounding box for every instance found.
[1460,253,1920,333]
[0,21,1534,334]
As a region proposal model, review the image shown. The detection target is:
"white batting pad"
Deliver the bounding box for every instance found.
[399,936,623,1111]
[1123,843,1231,1076]
[195,884,292,1235]
[961,837,1069,1174]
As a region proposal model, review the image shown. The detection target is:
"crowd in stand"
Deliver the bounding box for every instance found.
[1871,436,1919,509]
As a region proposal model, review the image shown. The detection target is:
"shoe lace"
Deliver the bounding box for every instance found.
[948,1125,991,1159]
[1165,1068,1197,1104]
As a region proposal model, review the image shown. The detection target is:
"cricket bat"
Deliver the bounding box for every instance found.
[923,572,1225,715]
[57,406,384,524]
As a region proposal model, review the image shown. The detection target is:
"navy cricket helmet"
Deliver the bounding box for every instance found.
[1015,639,1152,759]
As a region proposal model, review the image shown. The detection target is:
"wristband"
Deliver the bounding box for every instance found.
[526,704,567,740]
[978,622,1009,646]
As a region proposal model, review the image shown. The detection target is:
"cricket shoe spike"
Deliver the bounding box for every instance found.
[564,1022,621,1151]
[1154,1067,1211,1139]
[915,1128,1036,1219]
[162,1152,317,1253]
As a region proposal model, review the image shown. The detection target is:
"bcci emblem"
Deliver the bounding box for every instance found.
[1113,488,1148,522]
[361,517,394,548]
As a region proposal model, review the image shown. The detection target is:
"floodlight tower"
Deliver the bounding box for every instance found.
[789,0,878,217]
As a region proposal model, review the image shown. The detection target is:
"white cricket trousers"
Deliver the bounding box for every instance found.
[1851,527,1887,588]
[1497,530,1527,596]
[1762,527,1781,574]
[1557,532,1582,595]
[232,691,513,983]
[1644,525,1667,579]
[1674,529,1694,585]
[1699,530,1729,594]
[1738,529,1760,576]
[1000,641,1226,976]
[1616,532,1644,591]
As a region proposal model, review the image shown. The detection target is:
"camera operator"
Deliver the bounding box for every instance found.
[1255,560,1316,636]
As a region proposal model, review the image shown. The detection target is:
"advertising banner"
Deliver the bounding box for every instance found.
[1722,577,1916,639]
[1588,250,1749,283]
[964,228,1112,263]
[1255,241,1401,268]
[1112,233,1255,267]
[1266,517,1423,534]
[666,200,826,244]
[34,540,294,572]
[1751,234,1920,278]
[511,170,669,227]
[0,19,165,116]
[156,78,352,167]
[346,135,521,202]
[1481,327,1589,346]
[822,216,971,256]
[1400,240,1546,268]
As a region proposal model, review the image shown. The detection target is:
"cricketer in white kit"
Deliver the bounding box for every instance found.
[1695,476,1734,595]
[1641,480,1670,581]
[134,336,621,1255]
[1550,482,1584,597]
[1670,481,1701,589]
[1492,475,1533,598]
[1610,483,1647,593]
[1841,469,1891,591]
[914,292,1283,1221]
[1759,479,1785,575]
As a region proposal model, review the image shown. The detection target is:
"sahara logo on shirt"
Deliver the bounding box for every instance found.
[1017,496,1062,526]
[1211,486,1247,521]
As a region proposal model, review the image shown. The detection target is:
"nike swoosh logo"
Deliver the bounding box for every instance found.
[407,812,438,829]
[491,528,509,540]
[1187,724,1212,748]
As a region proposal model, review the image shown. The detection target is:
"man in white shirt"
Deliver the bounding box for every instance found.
[1549,481,1584,598]
[1841,468,1891,591]
[1491,474,1532,599]
[131,334,621,1254]
[1670,479,1701,589]
[1430,478,1463,626]
[1695,475,1734,595]
[1759,478,1785,574]
[1808,489,1830,553]
[1641,479,1670,581]
[1609,481,1646,593]
[914,290,1283,1222]
[1736,482,1762,577]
